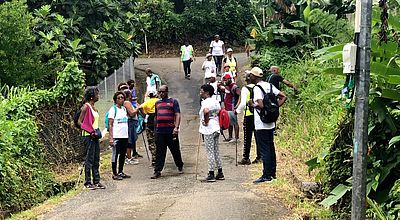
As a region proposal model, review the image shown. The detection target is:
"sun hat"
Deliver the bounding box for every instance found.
[250,67,263,77]
[227,48,233,52]
[223,63,230,68]
[206,53,212,57]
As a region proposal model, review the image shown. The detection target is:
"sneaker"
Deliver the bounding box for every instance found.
[118,172,131,179]
[252,158,262,164]
[94,182,106,189]
[238,158,251,165]
[215,172,225,180]
[84,183,96,190]
[112,174,123,180]
[223,138,232,142]
[229,138,237,143]
[129,158,139,165]
[206,173,216,182]
[178,167,184,174]
[151,171,161,179]
[253,176,273,184]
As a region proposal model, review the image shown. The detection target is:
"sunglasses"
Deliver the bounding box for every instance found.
[117,96,125,99]
[158,91,168,93]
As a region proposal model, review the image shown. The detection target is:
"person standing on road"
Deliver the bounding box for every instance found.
[248,67,287,183]
[235,71,261,165]
[151,85,184,179]
[180,41,195,80]
[202,53,216,84]
[209,35,225,76]
[138,91,159,167]
[123,89,140,165]
[220,74,240,142]
[267,66,298,92]
[78,86,106,190]
[222,63,236,83]
[222,48,238,74]
[108,91,131,180]
[207,73,222,104]
[199,84,225,182]
[127,79,138,107]
[145,68,161,100]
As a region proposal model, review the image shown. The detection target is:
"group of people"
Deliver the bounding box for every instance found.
[77,35,298,189]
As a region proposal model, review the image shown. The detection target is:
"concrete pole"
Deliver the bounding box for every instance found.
[123,62,125,82]
[114,70,117,91]
[351,0,372,218]
[104,77,107,99]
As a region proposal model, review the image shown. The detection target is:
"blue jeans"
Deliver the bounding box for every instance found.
[255,129,276,178]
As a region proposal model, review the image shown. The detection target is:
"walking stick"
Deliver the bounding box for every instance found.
[141,132,151,161]
[235,139,238,166]
[195,133,201,180]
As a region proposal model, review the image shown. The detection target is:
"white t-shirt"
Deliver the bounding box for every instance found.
[108,106,128,138]
[146,74,160,94]
[181,45,193,61]
[253,81,280,130]
[202,60,216,78]
[209,81,221,102]
[199,97,221,135]
[209,40,224,56]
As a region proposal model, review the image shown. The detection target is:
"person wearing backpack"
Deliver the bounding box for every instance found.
[145,68,161,100]
[220,74,240,143]
[248,67,287,183]
[77,86,105,190]
[108,91,130,180]
[235,71,261,165]
[199,84,225,182]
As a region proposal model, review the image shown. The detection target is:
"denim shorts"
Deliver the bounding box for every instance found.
[228,111,238,125]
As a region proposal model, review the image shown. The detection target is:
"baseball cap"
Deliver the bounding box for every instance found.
[222,74,232,80]
[227,48,233,52]
[250,67,263,77]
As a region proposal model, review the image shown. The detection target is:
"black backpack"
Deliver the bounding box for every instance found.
[73,108,81,129]
[255,84,279,123]
[245,85,255,113]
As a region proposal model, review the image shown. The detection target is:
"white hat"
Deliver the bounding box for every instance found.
[227,48,233,52]
[206,53,212,57]
[250,67,263,77]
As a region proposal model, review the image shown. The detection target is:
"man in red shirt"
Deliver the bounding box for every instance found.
[221,74,240,142]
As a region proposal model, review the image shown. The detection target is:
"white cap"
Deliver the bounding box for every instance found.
[227,48,233,52]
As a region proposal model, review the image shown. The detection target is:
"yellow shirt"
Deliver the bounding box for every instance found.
[140,98,158,114]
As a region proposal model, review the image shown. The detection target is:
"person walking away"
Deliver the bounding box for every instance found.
[180,41,195,80]
[145,68,161,100]
[199,84,225,182]
[222,63,236,83]
[267,66,298,92]
[108,91,131,180]
[209,35,225,76]
[202,53,216,84]
[127,79,138,107]
[248,67,287,183]
[235,71,261,165]
[123,90,140,165]
[220,74,240,142]
[138,91,159,167]
[151,85,184,179]
[223,48,238,78]
[78,86,105,190]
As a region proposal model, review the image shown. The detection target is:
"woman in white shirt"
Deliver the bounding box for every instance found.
[108,91,130,180]
[202,53,216,83]
[209,35,225,76]
[199,84,225,182]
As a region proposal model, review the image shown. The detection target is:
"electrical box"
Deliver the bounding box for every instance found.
[343,43,357,74]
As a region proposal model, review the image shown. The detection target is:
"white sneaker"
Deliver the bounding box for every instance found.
[129,159,139,165]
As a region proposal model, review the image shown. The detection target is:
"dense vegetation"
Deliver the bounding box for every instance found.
[250,0,400,218]
[0,61,85,215]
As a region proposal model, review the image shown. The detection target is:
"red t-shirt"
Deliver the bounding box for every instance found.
[224,83,239,111]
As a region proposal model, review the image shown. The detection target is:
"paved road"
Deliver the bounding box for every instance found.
[42,54,289,220]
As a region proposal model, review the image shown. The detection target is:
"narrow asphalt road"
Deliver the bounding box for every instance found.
[42,53,289,220]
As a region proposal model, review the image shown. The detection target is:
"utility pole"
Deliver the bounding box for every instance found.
[352,0,372,218]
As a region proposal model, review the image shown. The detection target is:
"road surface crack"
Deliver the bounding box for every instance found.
[158,200,177,219]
